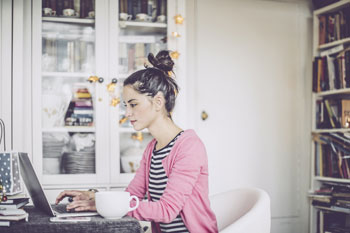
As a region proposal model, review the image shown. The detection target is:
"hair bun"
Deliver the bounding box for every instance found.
[148,50,174,73]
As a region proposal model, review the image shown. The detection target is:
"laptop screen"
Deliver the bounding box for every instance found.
[18,152,55,216]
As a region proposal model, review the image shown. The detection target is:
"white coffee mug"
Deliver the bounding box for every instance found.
[43,8,56,16]
[88,11,95,18]
[95,191,139,219]
[120,12,132,21]
[63,8,75,17]
[136,13,151,22]
[157,15,166,22]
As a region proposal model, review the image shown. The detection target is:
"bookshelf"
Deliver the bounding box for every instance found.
[311,1,350,232]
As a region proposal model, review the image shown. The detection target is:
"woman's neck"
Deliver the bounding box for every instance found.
[148,116,183,150]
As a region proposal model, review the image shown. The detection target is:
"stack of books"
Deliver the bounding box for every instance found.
[313,133,350,178]
[312,44,350,93]
[310,182,350,212]
[0,195,30,227]
[65,87,94,127]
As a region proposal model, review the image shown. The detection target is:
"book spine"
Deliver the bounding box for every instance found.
[322,56,330,91]
[319,15,327,45]
[345,50,350,88]
[324,100,336,128]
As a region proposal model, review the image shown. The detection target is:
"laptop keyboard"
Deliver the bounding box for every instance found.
[51,204,75,213]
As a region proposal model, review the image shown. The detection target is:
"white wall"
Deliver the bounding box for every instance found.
[186,0,313,232]
[0,0,13,150]
[0,0,32,152]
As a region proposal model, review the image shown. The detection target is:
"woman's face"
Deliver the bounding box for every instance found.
[122,85,157,131]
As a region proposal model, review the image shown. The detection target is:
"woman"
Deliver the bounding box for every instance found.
[56,50,218,233]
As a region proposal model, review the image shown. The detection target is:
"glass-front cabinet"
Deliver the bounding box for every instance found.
[32,0,184,192]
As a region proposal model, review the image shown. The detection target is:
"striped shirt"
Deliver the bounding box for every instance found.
[149,131,189,233]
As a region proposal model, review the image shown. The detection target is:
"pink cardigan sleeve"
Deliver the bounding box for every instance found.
[127,137,206,223]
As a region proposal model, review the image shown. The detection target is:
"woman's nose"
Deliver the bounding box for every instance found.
[125,107,132,118]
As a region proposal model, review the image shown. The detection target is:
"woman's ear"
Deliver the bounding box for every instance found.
[153,92,165,112]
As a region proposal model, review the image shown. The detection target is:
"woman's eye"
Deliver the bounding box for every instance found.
[130,104,137,108]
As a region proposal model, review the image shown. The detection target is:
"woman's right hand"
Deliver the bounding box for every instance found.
[55,190,93,205]
[55,190,96,212]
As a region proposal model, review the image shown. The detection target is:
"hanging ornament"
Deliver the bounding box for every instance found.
[107,78,119,107]
[132,132,143,141]
[87,75,99,83]
[174,14,184,24]
[110,97,121,107]
[107,82,117,93]
[119,116,128,125]
[172,32,181,38]
[170,51,180,59]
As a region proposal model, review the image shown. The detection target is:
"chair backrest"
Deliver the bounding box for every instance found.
[209,188,271,233]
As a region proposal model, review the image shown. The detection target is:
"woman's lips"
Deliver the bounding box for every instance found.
[130,120,136,125]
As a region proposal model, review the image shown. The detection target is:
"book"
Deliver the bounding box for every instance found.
[7,193,28,200]
[0,197,29,204]
[324,99,336,128]
[0,221,10,227]
[345,50,350,88]
[319,15,327,45]
[0,211,28,222]
[328,14,335,43]
[341,99,350,128]
[0,198,29,209]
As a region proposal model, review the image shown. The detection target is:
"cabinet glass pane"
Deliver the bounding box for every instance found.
[118,0,167,174]
[41,0,96,175]
[120,132,152,173]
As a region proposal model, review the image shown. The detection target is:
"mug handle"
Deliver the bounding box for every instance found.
[129,195,139,211]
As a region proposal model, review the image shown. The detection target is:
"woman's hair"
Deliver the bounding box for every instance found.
[123,50,179,118]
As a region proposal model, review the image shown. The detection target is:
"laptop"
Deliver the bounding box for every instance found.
[18,152,98,217]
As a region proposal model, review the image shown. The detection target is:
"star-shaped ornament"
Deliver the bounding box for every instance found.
[172,32,181,38]
[170,51,180,59]
[88,76,99,83]
[174,14,184,24]
[107,82,116,92]
[110,97,120,107]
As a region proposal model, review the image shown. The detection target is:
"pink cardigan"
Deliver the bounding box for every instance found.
[126,129,218,233]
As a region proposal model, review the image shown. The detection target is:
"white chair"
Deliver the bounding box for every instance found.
[209,188,271,233]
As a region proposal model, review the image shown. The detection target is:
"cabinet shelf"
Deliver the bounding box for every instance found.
[119,21,167,29]
[314,0,350,16]
[314,176,350,183]
[42,127,96,133]
[42,72,92,78]
[42,17,95,25]
[313,205,350,214]
[318,38,350,50]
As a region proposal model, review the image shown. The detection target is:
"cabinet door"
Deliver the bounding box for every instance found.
[32,0,110,185]
[109,0,171,185]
